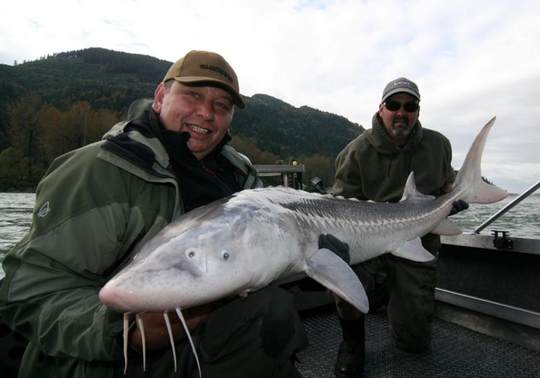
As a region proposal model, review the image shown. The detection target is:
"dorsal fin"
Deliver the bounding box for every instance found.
[400,172,435,202]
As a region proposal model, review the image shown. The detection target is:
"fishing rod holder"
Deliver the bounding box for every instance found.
[491,230,514,250]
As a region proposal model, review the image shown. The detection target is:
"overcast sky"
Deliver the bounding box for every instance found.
[1,0,539,194]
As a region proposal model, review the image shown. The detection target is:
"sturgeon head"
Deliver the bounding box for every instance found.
[99,191,305,313]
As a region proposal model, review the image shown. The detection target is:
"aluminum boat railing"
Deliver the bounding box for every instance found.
[474,180,540,234]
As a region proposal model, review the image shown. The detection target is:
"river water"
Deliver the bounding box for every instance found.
[1,192,540,278]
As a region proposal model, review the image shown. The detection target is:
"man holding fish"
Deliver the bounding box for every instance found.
[331,77,469,377]
[0,51,309,377]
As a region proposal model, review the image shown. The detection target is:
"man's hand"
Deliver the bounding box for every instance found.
[319,234,351,264]
[449,199,469,216]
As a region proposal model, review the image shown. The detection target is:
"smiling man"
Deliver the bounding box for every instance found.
[154,51,241,159]
[331,77,467,377]
[0,50,308,378]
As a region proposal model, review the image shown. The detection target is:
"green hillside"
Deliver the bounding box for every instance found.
[0,48,363,190]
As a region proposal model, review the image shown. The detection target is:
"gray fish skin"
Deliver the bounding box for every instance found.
[99,117,507,314]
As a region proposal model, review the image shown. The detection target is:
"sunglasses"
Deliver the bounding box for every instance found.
[384,100,419,112]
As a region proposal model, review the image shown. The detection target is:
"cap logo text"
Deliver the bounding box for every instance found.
[200,64,233,83]
[393,81,412,88]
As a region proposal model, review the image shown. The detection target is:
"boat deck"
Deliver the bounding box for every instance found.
[296,305,540,378]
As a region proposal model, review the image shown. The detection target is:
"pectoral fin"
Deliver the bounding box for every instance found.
[391,237,435,262]
[304,248,369,313]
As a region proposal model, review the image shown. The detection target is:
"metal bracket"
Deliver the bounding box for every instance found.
[492,230,514,250]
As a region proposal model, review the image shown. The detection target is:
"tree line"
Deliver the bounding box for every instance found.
[0,96,119,190]
[0,96,337,191]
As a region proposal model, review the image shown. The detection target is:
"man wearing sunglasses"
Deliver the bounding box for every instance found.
[331,77,467,377]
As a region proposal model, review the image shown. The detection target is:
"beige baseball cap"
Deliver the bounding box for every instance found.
[163,50,244,108]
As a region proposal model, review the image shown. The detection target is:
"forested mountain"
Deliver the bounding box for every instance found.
[0,48,171,140]
[0,48,363,190]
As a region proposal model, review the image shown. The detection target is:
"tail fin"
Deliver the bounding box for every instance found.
[453,117,508,204]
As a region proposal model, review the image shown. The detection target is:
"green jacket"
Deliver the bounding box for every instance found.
[333,113,454,201]
[0,102,261,377]
[332,113,455,251]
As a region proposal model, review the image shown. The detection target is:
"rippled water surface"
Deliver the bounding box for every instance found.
[1,192,539,278]
[450,195,540,238]
[0,193,35,254]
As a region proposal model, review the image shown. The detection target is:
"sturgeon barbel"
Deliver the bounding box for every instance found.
[99,117,507,374]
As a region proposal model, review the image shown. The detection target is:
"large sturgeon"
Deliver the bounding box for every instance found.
[99,117,507,374]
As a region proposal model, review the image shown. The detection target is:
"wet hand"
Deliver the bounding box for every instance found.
[449,200,469,216]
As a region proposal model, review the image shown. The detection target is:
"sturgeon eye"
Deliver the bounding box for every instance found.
[187,250,196,258]
[221,250,230,260]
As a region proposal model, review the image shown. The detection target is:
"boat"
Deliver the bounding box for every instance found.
[1,167,538,377]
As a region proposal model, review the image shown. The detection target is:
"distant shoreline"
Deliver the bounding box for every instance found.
[0,189,35,194]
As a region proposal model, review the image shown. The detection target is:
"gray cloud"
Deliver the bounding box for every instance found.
[2,0,539,193]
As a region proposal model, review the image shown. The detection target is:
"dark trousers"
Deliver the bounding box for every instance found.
[127,286,308,378]
[336,253,438,351]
